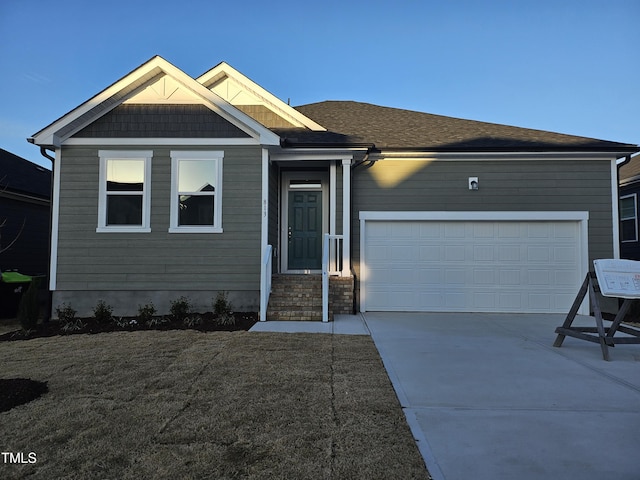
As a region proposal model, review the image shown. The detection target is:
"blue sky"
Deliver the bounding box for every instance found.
[1,0,638,168]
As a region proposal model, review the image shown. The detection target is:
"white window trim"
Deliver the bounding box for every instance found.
[620,194,638,243]
[97,150,152,233]
[169,150,223,233]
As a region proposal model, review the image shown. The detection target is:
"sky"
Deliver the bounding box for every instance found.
[1,0,638,169]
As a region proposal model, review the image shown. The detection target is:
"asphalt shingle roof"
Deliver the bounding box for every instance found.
[0,149,51,198]
[279,101,638,154]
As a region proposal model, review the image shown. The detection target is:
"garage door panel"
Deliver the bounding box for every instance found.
[363,219,583,313]
[445,223,466,238]
[527,246,551,262]
[473,245,495,261]
[499,245,521,261]
[498,223,521,238]
[528,269,551,285]
[419,268,444,284]
[473,269,496,285]
[420,246,442,261]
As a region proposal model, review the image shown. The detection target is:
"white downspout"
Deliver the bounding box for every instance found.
[612,158,622,259]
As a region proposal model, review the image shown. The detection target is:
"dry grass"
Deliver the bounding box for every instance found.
[0,330,429,479]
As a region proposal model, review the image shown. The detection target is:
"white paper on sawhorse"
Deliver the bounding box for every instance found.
[593,259,640,299]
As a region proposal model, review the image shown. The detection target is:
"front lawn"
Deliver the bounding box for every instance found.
[0,330,430,479]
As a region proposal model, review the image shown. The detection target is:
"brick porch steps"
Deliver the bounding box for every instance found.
[266,274,354,321]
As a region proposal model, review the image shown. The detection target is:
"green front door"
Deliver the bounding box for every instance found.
[288,190,322,270]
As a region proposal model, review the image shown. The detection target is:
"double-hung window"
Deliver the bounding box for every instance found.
[97,150,152,232]
[170,151,223,233]
[620,194,638,243]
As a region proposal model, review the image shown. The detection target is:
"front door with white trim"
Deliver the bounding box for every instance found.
[288,190,322,269]
[281,172,328,273]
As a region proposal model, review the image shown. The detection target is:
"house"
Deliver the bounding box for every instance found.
[619,154,640,260]
[28,56,639,319]
[0,148,51,276]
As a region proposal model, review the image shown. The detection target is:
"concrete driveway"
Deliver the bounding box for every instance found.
[363,312,640,480]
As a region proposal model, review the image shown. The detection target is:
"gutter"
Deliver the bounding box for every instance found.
[35,145,55,322]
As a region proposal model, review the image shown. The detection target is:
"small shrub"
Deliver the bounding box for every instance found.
[213,291,235,326]
[213,291,233,316]
[18,278,40,331]
[114,317,138,329]
[148,316,169,328]
[93,300,113,324]
[113,316,130,329]
[137,303,157,325]
[56,303,77,324]
[170,296,192,322]
[183,315,202,328]
[61,318,85,332]
[215,312,236,326]
[56,303,83,332]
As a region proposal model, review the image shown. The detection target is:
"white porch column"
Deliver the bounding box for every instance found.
[259,148,270,321]
[342,158,351,276]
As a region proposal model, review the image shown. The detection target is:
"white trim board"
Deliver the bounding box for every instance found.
[359,211,589,222]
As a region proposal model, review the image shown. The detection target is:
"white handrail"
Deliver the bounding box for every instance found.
[259,244,273,321]
[322,234,343,322]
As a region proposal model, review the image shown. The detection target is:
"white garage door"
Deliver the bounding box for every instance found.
[362,217,586,313]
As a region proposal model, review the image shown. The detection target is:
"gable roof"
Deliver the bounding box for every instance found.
[0,149,51,199]
[283,101,638,155]
[28,57,638,158]
[29,56,280,148]
[197,62,325,131]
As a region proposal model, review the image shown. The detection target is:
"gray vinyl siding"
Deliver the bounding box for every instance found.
[351,158,615,280]
[55,145,262,292]
[268,161,279,271]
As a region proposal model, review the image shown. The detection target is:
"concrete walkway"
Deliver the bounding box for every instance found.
[249,314,369,335]
[252,312,640,480]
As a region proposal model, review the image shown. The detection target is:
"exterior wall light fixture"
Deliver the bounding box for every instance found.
[469,177,479,190]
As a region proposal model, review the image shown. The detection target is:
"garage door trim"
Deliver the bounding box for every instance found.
[359,211,589,313]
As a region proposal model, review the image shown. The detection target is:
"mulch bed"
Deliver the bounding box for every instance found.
[0,312,257,413]
[0,312,258,342]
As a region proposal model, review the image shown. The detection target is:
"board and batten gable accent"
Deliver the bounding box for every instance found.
[351,155,616,282]
[53,145,263,310]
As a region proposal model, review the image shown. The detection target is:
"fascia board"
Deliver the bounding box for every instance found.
[31,57,166,146]
[371,150,624,162]
[197,62,326,132]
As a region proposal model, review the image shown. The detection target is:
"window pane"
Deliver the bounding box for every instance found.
[107,159,144,192]
[622,219,637,242]
[620,197,636,220]
[107,195,143,225]
[179,160,216,193]
[179,195,214,225]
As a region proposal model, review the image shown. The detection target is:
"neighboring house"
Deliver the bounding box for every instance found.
[28,56,639,319]
[619,154,640,260]
[0,148,51,276]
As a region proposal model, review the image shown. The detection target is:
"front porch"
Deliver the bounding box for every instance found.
[259,151,355,321]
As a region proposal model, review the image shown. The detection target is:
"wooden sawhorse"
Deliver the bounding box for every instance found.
[553,272,640,361]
